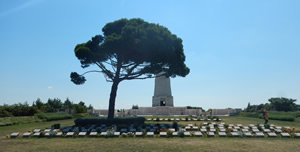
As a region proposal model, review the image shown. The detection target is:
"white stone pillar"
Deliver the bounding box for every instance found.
[152,74,174,107]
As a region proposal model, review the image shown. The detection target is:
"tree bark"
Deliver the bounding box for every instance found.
[107,80,119,119]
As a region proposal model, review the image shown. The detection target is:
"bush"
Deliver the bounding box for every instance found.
[167,130,173,138]
[172,122,178,131]
[52,123,60,129]
[269,115,295,121]
[74,117,145,126]
[35,113,72,121]
[178,129,184,138]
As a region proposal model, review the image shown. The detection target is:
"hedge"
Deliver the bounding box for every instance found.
[35,112,72,121]
[74,117,145,126]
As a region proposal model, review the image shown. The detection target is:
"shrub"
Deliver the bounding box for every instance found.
[269,115,295,121]
[172,122,178,131]
[264,124,270,129]
[167,130,173,138]
[178,129,184,138]
[52,123,60,129]
[74,117,145,126]
[35,113,72,121]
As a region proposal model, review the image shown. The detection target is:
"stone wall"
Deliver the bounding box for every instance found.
[128,106,202,116]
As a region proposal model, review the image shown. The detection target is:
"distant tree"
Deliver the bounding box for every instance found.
[132,105,139,109]
[47,98,63,111]
[71,18,190,119]
[88,104,93,109]
[268,97,297,112]
[73,104,86,113]
[79,101,86,108]
[35,98,43,109]
[64,98,73,114]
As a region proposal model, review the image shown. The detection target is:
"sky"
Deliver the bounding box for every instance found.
[0,0,300,110]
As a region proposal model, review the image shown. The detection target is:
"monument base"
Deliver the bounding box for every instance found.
[152,96,174,107]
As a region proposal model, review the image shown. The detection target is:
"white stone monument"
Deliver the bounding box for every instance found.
[152,74,174,107]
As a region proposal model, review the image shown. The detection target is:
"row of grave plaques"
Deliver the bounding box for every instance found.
[9,131,300,138]
[147,118,221,121]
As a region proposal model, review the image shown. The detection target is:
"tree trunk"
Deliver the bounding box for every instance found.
[107,80,119,119]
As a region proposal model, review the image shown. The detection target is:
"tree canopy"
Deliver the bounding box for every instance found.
[71,18,190,119]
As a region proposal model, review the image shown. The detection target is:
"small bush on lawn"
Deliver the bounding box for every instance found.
[264,124,270,129]
[74,117,145,126]
[167,130,173,138]
[35,113,72,121]
[172,122,178,131]
[178,129,184,138]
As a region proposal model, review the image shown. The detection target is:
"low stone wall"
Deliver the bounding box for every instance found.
[128,106,202,116]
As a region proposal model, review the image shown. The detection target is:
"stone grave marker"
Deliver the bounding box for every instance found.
[89,132,97,137]
[281,133,290,138]
[263,129,271,133]
[220,128,226,132]
[255,132,265,138]
[200,129,207,132]
[147,132,154,137]
[267,132,277,138]
[23,132,31,138]
[218,132,226,137]
[100,132,107,137]
[210,129,216,132]
[33,132,40,137]
[294,133,300,138]
[114,132,120,137]
[56,132,62,137]
[172,132,178,137]
[160,132,167,137]
[192,126,199,131]
[184,132,191,137]
[194,132,202,137]
[207,132,215,137]
[231,132,239,137]
[169,128,175,132]
[135,132,143,137]
[44,132,50,137]
[78,132,86,137]
[275,129,282,133]
[244,132,252,137]
[10,132,19,138]
[66,132,74,137]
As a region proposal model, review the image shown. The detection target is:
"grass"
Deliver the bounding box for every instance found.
[239,111,300,122]
[1,115,300,151]
[35,113,72,121]
[0,119,74,137]
[0,116,42,127]
[0,138,299,152]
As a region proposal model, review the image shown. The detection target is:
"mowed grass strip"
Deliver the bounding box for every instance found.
[0,138,299,152]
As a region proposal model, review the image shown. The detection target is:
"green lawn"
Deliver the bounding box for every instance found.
[1,138,299,152]
[1,116,300,152]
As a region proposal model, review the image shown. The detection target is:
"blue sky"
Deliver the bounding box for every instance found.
[0,0,299,110]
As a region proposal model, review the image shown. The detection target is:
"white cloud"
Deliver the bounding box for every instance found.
[0,0,44,17]
[47,86,53,89]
